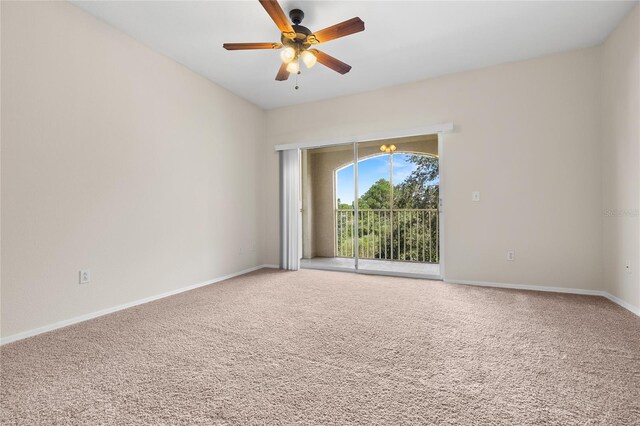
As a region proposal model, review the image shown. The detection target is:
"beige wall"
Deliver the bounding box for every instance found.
[302,136,438,257]
[262,47,604,292]
[1,2,266,338]
[601,6,640,309]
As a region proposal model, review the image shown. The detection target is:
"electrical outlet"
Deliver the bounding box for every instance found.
[625,261,632,274]
[79,269,91,284]
[507,250,515,261]
[472,191,481,202]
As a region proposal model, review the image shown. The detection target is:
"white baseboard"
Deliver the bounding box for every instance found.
[602,291,640,316]
[3,267,634,345]
[445,279,639,316]
[445,278,604,295]
[0,264,279,346]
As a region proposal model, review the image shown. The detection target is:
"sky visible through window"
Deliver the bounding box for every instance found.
[336,153,438,205]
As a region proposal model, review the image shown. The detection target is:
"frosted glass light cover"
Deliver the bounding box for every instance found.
[286,60,300,74]
[280,47,296,64]
[300,50,317,68]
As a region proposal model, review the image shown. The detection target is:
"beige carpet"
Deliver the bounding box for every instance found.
[1,269,639,425]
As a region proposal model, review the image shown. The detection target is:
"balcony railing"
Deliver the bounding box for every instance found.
[336,209,439,263]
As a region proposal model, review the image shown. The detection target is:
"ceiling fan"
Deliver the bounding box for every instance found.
[223,0,365,84]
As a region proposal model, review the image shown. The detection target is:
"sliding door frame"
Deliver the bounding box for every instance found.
[280,122,453,280]
[437,132,446,280]
[353,142,359,271]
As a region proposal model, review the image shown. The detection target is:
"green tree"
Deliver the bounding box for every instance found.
[358,179,390,209]
[336,198,353,210]
[394,155,439,209]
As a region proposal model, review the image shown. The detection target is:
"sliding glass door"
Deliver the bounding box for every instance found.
[300,135,441,278]
[355,137,440,276]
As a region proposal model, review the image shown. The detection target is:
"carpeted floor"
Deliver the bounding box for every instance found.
[1,269,639,425]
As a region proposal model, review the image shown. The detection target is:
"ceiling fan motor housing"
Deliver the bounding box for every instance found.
[281,9,313,48]
[281,23,312,48]
[289,9,304,25]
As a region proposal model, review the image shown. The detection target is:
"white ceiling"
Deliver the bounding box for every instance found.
[71,1,636,109]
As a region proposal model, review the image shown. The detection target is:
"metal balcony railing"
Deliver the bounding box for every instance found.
[336,209,439,263]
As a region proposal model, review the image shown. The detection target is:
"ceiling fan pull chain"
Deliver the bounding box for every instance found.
[295,72,299,90]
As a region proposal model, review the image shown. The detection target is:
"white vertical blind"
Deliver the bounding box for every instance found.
[279,149,301,270]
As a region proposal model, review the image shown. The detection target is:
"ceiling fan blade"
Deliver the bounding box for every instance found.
[223,42,282,50]
[259,0,296,39]
[308,17,364,44]
[309,49,352,74]
[275,62,290,81]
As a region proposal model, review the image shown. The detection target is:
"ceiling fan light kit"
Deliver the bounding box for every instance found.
[223,0,365,88]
